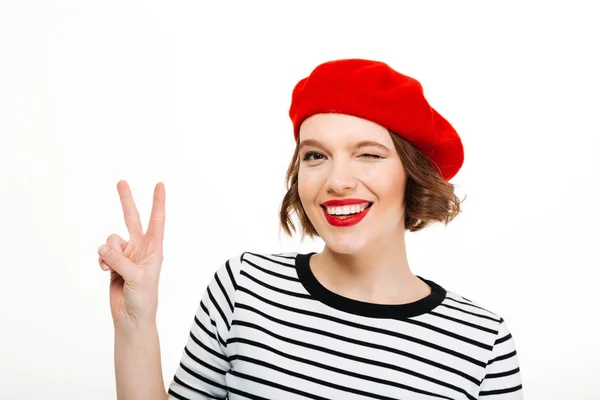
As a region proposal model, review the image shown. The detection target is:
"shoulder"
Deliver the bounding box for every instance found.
[242,251,300,266]
[442,288,503,320]
[440,286,515,340]
[215,250,301,283]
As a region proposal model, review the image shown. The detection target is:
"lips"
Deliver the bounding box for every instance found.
[320,202,373,213]
[321,202,373,227]
[321,198,372,207]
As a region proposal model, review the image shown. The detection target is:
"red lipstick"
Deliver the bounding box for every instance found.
[321,198,371,207]
[321,198,373,227]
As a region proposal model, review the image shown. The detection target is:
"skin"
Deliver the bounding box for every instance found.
[298,113,432,305]
[98,180,168,400]
[96,115,429,397]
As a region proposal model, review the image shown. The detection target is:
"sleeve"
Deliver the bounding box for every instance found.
[478,318,524,399]
[167,253,244,400]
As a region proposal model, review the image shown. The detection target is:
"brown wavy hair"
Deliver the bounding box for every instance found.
[279,130,466,240]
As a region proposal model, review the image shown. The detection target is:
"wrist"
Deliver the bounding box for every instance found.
[113,316,157,334]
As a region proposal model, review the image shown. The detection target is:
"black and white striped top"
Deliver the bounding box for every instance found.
[167,251,523,400]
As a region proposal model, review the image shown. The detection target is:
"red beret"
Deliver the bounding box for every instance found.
[288,59,464,181]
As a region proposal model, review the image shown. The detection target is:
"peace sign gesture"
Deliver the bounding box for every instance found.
[97,180,166,327]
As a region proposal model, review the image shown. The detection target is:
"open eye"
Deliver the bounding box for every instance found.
[302,151,325,161]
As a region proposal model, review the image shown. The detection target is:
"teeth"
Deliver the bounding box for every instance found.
[326,203,370,215]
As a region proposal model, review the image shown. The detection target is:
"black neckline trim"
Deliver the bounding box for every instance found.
[295,252,447,319]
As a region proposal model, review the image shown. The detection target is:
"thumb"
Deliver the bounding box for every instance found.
[98,244,138,282]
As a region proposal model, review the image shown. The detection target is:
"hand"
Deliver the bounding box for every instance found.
[97,180,166,327]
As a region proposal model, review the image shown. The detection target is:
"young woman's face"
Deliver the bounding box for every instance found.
[298,113,407,254]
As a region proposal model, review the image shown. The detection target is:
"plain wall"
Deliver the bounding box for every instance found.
[1,1,598,399]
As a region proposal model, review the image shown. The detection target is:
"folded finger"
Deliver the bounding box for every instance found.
[98,255,111,271]
[106,234,126,253]
[98,244,138,282]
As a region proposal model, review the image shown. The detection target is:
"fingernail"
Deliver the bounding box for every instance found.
[101,262,110,271]
[98,245,110,256]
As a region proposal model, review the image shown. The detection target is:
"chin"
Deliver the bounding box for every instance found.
[319,230,373,255]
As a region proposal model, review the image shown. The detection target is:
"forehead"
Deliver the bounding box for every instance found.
[298,113,392,147]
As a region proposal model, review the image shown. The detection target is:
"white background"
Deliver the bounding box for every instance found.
[1,1,598,399]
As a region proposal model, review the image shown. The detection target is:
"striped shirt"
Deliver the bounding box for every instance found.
[167,251,523,399]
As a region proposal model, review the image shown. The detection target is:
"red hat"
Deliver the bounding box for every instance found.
[288,59,464,181]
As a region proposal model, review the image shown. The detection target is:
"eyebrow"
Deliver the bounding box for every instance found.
[299,139,391,153]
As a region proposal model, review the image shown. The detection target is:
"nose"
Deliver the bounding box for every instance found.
[325,158,357,194]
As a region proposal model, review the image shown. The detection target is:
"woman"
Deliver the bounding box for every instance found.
[98,59,523,399]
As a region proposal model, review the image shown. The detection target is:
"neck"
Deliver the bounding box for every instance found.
[313,229,429,304]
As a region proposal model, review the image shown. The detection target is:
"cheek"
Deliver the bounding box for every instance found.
[368,169,406,204]
[384,174,407,205]
[297,169,320,205]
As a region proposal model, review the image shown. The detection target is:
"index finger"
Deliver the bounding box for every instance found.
[116,180,144,236]
[147,182,166,242]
